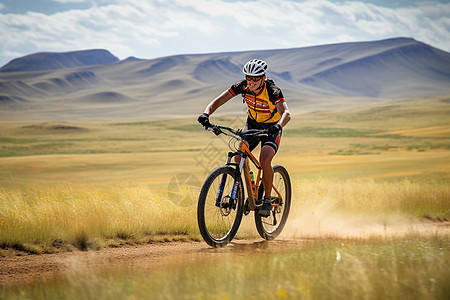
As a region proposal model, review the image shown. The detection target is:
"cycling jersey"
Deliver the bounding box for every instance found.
[228,78,285,123]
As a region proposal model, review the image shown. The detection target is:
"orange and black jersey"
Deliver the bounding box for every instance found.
[228,78,285,124]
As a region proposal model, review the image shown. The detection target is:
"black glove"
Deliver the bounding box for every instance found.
[268,124,282,136]
[198,113,210,128]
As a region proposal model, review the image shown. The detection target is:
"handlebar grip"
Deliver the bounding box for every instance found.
[205,124,222,136]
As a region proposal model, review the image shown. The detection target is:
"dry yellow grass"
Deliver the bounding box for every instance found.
[0,97,449,252]
[377,125,450,138]
[0,183,198,253]
[1,176,448,254]
[1,98,449,300]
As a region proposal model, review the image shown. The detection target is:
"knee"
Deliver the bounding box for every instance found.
[260,146,275,167]
[260,156,272,168]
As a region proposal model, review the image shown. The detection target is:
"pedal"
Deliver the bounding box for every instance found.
[244,199,250,215]
[254,200,263,208]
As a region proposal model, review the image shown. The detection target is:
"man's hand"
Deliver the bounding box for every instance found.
[268,124,282,136]
[198,113,210,128]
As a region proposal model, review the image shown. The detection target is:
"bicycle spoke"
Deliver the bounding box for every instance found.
[254,165,291,240]
[198,166,244,247]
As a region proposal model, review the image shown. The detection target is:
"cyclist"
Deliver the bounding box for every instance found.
[198,59,291,217]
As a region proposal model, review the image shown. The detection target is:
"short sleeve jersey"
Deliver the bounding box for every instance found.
[228,79,285,123]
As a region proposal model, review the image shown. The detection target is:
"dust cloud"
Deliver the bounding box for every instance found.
[283,194,449,240]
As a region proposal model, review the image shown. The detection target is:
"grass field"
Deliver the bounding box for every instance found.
[5,236,450,300]
[0,96,449,251]
[0,96,449,298]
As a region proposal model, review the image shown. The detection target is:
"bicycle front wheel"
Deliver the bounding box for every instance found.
[197,165,244,248]
[255,164,291,240]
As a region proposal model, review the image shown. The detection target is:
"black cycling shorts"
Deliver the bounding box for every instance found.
[244,117,282,153]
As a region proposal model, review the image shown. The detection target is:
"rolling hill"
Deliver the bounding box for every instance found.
[0,37,449,121]
[0,49,119,73]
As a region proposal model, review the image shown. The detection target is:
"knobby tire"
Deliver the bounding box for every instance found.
[255,165,291,240]
[197,165,244,248]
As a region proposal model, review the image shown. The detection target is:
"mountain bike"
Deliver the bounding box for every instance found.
[197,123,291,248]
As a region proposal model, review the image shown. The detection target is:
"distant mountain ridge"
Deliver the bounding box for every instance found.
[296,39,450,97]
[0,49,119,72]
[0,37,449,121]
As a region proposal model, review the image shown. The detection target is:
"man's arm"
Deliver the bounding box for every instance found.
[204,90,234,115]
[276,101,291,128]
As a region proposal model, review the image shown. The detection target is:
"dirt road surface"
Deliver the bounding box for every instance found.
[0,241,207,288]
[1,238,305,288]
[1,220,449,289]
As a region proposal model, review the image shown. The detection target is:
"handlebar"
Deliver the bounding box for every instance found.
[205,124,268,139]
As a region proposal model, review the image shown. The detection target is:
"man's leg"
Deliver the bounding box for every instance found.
[260,145,276,198]
[258,145,276,217]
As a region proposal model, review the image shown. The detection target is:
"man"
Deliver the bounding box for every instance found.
[198,59,291,217]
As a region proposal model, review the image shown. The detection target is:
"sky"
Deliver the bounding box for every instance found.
[0,0,449,67]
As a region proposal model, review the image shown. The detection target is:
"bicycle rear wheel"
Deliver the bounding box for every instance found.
[197,165,244,247]
[255,165,291,240]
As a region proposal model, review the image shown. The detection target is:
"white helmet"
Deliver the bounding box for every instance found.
[242,59,267,76]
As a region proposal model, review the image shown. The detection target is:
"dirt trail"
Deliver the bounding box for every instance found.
[1,239,302,288]
[1,221,449,289]
[0,241,209,288]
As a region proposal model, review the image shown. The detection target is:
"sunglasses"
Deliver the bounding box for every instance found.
[246,75,263,82]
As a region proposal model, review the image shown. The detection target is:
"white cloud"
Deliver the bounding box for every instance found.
[50,0,90,3]
[0,0,449,66]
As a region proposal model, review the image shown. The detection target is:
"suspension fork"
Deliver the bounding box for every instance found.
[215,152,244,207]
